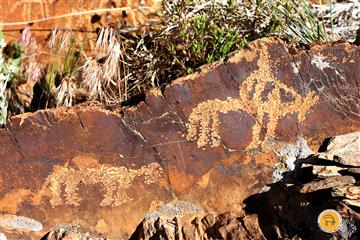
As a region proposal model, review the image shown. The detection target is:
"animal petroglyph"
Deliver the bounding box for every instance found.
[186,48,319,149]
[37,162,163,207]
[9,0,54,21]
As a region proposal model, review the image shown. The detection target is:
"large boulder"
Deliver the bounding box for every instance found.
[0,38,359,239]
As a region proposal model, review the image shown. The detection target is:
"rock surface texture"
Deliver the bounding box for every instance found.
[0,38,360,239]
[131,132,360,240]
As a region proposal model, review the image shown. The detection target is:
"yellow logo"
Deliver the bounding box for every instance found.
[317,209,342,233]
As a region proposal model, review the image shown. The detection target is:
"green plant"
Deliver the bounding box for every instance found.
[104,0,330,103]
[0,28,23,125]
[271,0,329,45]
[44,29,83,107]
[43,0,331,108]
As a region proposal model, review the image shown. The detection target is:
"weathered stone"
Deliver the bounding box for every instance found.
[1,38,360,239]
[0,0,160,64]
[41,225,105,240]
[332,186,360,200]
[348,168,360,174]
[131,208,265,240]
[299,175,356,193]
[312,165,345,177]
[0,214,43,232]
[317,132,360,166]
[335,203,360,239]
[238,133,360,240]
[343,199,360,208]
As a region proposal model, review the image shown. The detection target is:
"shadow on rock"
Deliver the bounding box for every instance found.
[244,132,360,240]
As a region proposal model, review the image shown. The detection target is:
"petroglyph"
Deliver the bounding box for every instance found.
[309,54,360,122]
[186,48,319,149]
[0,189,32,213]
[9,0,54,21]
[36,162,163,207]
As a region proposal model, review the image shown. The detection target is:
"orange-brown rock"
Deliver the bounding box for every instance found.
[41,225,105,240]
[130,133,360,240]
[130,204,265,240]
[0,38,360,239]
[0,0,160,64]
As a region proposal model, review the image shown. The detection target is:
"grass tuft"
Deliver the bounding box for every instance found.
[0,27,23,125]
[3,0,332,117]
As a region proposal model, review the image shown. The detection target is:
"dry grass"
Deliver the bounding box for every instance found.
[313,0,360,41]
[18,0,332,111]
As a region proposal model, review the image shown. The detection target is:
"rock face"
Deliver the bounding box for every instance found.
[130,201,266,240]
[41,132,360,240]
[317,132,360,167]
[0,38,359,239]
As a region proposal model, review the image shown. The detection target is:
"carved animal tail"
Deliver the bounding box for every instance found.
[298,91,319,122]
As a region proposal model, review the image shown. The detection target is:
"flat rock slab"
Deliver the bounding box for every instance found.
[318,131,360,166]
[0,38,359,239]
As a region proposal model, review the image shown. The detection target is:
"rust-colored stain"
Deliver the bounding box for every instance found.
[196,169,213,189]
[95,219,110,234]
[186,46,319,149]
[33,162,163,207]
[0,189,32,214]
[168,169,194,193]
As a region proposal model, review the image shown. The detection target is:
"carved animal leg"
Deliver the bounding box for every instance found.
[100,186,116,206]
[26,3,32,21]
[39,0,46,18]
[261,87,281,146]
[113,189,132,207]
[186,105,202,142]
[186,101,220,148]
[247,112,264,149]
[48,180,64,206]
[64,183,81,206]
[198,109,212,147]
[210,112,221,147]
[263,112,280,147]
[298,91,319,122]
[186,98,243,148]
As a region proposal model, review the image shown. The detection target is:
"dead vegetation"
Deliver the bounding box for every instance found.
[0,0,334,124]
